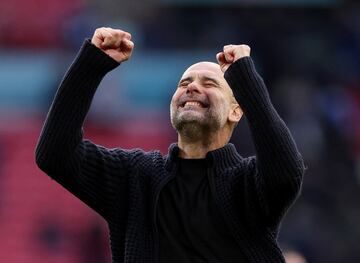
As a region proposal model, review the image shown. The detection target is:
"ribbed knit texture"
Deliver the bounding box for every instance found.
[35,41,305,263]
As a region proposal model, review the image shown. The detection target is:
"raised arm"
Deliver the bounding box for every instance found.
[217,45,305,227]
[35,28,136,220]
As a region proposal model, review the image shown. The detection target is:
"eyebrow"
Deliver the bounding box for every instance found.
[178,77,193,85]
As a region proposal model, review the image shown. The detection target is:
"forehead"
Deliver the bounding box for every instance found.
[181,62,224,79]
[179,62,235,100]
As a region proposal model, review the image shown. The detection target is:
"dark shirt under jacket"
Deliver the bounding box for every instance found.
[158,158,248,263]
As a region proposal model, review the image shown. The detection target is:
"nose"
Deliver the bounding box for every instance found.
[186,81,201,94]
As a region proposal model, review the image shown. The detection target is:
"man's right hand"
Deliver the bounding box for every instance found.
[91,27,134,63]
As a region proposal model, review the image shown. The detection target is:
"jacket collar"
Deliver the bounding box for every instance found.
[165,143,243,172]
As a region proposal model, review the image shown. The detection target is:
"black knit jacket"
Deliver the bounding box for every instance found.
[35,40,305,263]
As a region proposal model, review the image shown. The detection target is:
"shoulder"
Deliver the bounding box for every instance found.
[110,147,164,164]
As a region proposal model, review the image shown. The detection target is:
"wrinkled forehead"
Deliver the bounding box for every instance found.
[181,61,224,80]
[180,62,235,99]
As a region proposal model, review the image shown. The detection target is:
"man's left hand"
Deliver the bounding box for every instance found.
[216,44,251,73]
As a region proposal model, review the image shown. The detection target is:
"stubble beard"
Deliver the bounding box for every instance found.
[171,106,223,143]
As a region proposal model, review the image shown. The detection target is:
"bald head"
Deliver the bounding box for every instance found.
[183,61,224,77]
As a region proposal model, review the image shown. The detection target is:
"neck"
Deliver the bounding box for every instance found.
[177,131,229,159]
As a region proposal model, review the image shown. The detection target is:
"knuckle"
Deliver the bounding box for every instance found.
[112,31,121,38]
[115,30,123,36]
[241,44,250,50]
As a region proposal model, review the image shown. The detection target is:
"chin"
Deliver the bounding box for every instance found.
[178,111,206,123]
[174,115,212,132]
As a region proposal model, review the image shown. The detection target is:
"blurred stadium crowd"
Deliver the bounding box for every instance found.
[0,0,359,262]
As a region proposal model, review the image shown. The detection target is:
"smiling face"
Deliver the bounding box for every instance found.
[170,62,240,140]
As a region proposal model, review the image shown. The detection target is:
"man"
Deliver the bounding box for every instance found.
[36,27,305,263]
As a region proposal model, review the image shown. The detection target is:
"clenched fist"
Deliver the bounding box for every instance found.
[216,44,251,73]
[91,27,134,63]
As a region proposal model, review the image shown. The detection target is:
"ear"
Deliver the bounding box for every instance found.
[228,103,243,123]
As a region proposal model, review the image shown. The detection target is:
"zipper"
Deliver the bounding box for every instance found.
[151,165,177,263]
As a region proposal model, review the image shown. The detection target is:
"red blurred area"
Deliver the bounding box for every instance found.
[0,0,84,48]
[0,118,172,263]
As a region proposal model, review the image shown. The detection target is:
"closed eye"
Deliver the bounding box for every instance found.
[201,77,220,88]
[203,82,218,88]
[179,81,190,87]
[178,77,193,88]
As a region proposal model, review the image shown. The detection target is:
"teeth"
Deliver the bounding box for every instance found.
[184,101,202,107]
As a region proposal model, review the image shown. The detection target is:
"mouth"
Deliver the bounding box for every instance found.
[179,100,209,108]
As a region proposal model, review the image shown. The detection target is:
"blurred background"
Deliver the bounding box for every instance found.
[0,0,359,262]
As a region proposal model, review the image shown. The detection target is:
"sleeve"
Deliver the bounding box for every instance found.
[35,39,133,220]
[224,57,305,227]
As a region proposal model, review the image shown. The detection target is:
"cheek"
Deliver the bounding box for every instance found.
[171,89,182,102]
[211,95,230,116]
[170,91,182,112]
[170,92,178,106]
[207,91,225,106]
